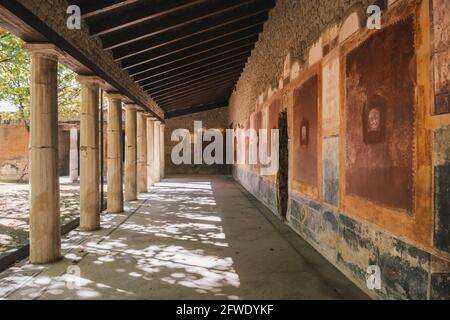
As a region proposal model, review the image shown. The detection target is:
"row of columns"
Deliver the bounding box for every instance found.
[24,43,165,264]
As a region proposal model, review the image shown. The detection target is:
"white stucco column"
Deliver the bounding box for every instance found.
[24,43,62,264]
[159,124,165,179]
[137,111,147,192]
[69,127,78,182]
[105,92,124,213]
[153,121,161,183]
[146,117,155,186]
[77,75,103,231]
[124,104,138,201]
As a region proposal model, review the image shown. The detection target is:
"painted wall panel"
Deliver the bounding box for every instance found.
[345,17,416,212]
[293,75,319,188]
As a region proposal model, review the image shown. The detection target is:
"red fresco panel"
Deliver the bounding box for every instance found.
[293,75,319,188]
[345,16,415,212]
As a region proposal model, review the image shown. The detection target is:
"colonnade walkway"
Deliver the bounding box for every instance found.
[0,176,367,300]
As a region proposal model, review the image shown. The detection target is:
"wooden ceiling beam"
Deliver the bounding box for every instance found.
[138,57,247,88]
[120,28,260,69]
[161,88,232,111]
[143,64,243,92]
[100,0,259,49]
[90,0,207,36]
[155,80,234,104]
[154,78,237,102]
[165,101,228,119]
[75,0,140,19]
[108,7,269,58]
[161,90,233,110]
[127,42,254,76]
[149,72,240,97]
[134,51,250,84]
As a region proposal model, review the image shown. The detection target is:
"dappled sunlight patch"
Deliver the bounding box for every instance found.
[0,177,245,299]
[156,182,212,190]
[0,178,83,254]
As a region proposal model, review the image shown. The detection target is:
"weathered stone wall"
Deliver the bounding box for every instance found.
[229,0,372,126]
[165,107,230,175]
[230,0,450,299]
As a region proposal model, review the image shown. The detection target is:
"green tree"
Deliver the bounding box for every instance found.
[0,29,80,127]
[0,30,30,125]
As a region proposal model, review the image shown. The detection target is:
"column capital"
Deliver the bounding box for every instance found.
[23,43,63,61]
[124,103,139,111]
[77,75,106,89]
[160,123,166,128]
[105,92,125,102]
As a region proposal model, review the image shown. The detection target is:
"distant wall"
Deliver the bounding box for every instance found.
[0,122,78,181]
[164,107,230,175]
[0,123,29,181]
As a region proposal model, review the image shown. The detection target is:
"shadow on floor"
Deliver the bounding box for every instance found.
[0,175,369,300]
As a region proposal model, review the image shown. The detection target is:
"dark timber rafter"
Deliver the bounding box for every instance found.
[134,51,251,84]
[144,65,244,93]
[90,0,209,37]
[154,78,238,102]
[68,0,274,113]
[100,0,262,49]
[165,101,229,119]
[138,57,248,87]
[122,32,260,70]
[116,24,262,66]
[162,92,233,110]
[149,72,241,97]
[71,0,140,19]
[156,86,235,107]
[130,45,254,78]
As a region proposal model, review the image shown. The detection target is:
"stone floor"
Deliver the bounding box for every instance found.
[0,175,368,300]
[0,177,83,254]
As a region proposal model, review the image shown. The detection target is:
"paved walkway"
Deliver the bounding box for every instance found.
[0,178,81,254]
[0,176,368,300]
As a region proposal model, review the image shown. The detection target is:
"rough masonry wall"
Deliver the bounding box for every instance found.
[229,0,372,126]
[229,0,450,300]
[164,107,230,175]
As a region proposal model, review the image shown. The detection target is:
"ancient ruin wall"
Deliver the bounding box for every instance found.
[164,107,230,175]
[229,0,450,299]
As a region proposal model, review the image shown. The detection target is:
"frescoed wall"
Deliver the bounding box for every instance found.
[344,16,415,212]
[229,0,450,299]
[293,74,320,196]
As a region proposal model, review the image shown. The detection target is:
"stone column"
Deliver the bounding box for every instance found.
[69,127,78,182]
[159,124,165,179]
[137,111,147,192]
[153,121,161,183]
[106,93,124,213]
[124,104,137,201]
[146,117,155,186]
[77,76,102,231]
[24,43,61,264]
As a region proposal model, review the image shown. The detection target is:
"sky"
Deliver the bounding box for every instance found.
[0,100,18,112]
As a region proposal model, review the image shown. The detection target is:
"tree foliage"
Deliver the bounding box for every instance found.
[0,29,80,126]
